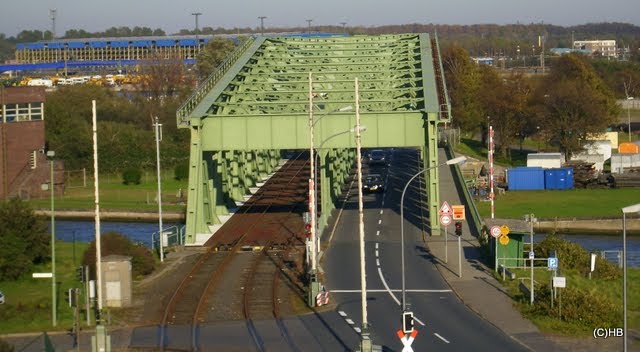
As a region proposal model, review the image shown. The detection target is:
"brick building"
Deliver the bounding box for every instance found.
[0,86,63,200]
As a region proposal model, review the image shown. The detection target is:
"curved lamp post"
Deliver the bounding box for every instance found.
[399,155,467,311]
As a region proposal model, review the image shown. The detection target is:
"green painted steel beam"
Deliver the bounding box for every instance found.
[182,33,453,242]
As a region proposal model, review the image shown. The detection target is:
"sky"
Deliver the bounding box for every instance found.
[2,0,639,38]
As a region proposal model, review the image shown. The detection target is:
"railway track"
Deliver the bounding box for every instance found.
[157,152,309,351]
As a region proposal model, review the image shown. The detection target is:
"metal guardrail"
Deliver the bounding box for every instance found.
[151,225,186,251]
[176,36,256,128]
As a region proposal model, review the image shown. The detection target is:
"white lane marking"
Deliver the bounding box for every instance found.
[376,230,380,236]
[375,253,427,327]
[380,210,384,215]
[346,319,354,325]
[434,333,450,344]
[329,288,453,292]
[375,250,379,257]
[339,311,347,317]
[378,219,382,225]
[354,327,362,333]
[330,289,453,293]
[376,258,380,266]
[375,243,379,249]
[377,267,401,305]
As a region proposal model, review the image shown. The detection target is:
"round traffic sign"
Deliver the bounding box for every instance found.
[500,225,510,236]
[499,235,509,245]
[440,214,452,226]
[490,226,501,238]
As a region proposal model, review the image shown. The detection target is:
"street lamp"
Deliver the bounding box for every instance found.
[399,155,467,311]
[621,203,640,352]
[153,117,164,262]
[45,150,57,327]
[314,122,362,256]
[307,72,353,306]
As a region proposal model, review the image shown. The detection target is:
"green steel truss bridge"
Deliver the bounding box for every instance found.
[177,33,451,244]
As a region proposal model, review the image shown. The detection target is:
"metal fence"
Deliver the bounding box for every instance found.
[151,224,186,252]
[600,250,640,268]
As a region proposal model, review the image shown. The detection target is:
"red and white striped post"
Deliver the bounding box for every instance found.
[489,126,495,220]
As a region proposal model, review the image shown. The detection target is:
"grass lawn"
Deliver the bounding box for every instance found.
[475,188,640,220]
[0,242,90,333]
[27,171,189,213]
[499,267,640,338]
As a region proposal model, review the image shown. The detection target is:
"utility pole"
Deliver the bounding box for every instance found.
[306,19,312,36]
[258,16,267,36]
[340,22,347,33]
[49,9,57,40]
[192,12,202,52]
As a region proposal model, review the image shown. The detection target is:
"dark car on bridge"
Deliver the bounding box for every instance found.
[368,149,387,167]
[363,174,384,193]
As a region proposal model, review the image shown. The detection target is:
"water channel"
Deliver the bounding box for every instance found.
[50,220,640,267]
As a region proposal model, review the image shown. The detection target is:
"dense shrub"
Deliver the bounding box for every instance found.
[0,199,49,281]
[529,283,621,329]
[534,234,620,280]
[122,168,142,185]
[174,162,189,180]
[82,232,156,279]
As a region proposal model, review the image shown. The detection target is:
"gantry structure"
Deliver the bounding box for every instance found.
[177,34,451,244]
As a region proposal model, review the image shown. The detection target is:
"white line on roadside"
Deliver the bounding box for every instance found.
[376,258,380,266]
[376,262,427,326]
[354,327,362,333]
[375,250,379,257]
[376,230,380,236]
[434,333,450,343]
[346,319,354,325]
[339,311,347,317]
[375,242,379,249]
[378,219,382,225]
[380,210,383,215]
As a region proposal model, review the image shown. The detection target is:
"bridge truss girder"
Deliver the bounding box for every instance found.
[181,34,451,244]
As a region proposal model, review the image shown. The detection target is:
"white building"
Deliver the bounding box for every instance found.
[572,40,617,58]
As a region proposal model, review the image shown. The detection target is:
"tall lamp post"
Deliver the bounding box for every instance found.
[154,117,164,262]
[47,150,57,327]
[399,155,467,311]
[621,203,640,352]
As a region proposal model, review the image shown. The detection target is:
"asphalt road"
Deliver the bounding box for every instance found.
[323,148,528,351]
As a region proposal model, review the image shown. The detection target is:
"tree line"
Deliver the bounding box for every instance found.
[2,22,640,64]
[442,46,627,160]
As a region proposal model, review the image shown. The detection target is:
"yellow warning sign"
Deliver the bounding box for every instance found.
[500,225,510,236]
[499,235,509,245]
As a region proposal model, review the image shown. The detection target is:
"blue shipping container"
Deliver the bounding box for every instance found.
[544,168,574,190]
[507,167,545,191]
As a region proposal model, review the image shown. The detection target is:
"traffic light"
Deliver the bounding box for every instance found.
[455,221,462,236]
[402,311,414,333]
[76,266,86,283]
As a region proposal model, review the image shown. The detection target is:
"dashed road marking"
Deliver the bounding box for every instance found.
[376,230,380,236]
[375,243,379,249]
[378,219,382,225]
[346,319,354,325]
[434,333,450,343]
[380,210,384,215]
[375,249,379,257]
[376,258,380,266]
[339,311,347,317]
[354,327,362,333]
